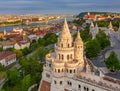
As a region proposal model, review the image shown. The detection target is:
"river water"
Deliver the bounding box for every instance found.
[0,17,74,32]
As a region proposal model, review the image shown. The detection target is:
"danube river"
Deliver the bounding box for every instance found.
[0,17,74,32]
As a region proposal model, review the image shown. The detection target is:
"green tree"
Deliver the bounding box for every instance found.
[96,30,110,49]
[44,33,57,46]
[0,47,3,52]
[105,51,120,72]
[22,47,31,56]
[85,39,101,58]
[0,63,4,71]
[7,68,19,86]
[21,74,31,91]
[13,49,23,58]
[38,38,45,46]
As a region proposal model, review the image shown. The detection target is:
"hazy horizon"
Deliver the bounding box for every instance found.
[0,0,120,14]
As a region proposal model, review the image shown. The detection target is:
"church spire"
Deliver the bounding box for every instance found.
[60,18,71,39]
[74,30,83,47]
[109,21,114,32]
[57,18,72,48]
[75,30,82,42]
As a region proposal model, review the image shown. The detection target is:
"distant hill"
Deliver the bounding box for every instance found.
[77,12,120,18]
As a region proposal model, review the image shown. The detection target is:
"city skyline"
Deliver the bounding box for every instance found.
[0,0,120,14]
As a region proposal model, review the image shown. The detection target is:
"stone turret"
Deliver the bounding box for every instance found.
[90,22,99,39]
[3,30,7,36]
[74,30,83,61]
[90,21,94,29]
[57,18,72,48]
[95,23,99,33]
[108,21,114,33]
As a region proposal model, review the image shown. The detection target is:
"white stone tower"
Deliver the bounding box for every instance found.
[90,22,99,39]
[108,21,114,33]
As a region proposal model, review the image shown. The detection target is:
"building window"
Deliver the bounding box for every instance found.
[67,55,69,60]
[58,69,60,73]
[78,84,81,88]
[61,44,63,48]
[87,88,89,91]
[67,69,68,72]
[74,69,75,73]
[68,44,70,48]
[49,64,51,67]
[54,80,56,84]
[70,54,72,59]
[59,54,60,59]
[60,81,62,85]
[92,90,94,91]
[67,81,69,85]
[70,70,72,73]
[55,69,56,72]
[62,69,63,72]
[46,73,50,78]
[62,55,64,60]
[84,87,86,90]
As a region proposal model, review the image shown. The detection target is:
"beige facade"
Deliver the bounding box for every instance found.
[39,19,120,91]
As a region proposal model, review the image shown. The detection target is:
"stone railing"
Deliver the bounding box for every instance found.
[75,74,120,91]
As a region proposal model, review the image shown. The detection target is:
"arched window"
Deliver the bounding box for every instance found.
[59,54,60,59]
[55,69,56,72]
[74,69,75,73]
[70,70,72,73]
[68,44,70,48]
[60,81,62,85]
[67,69,68,72]
[58,69,60,73]
[70,54,72,59]
[62,69,63,72]
[67,55,69,60]
[62,55,64,60]
[61,44,63,48]
[87,88,89,91]
[78,84,81,88]
[54,80,56,84]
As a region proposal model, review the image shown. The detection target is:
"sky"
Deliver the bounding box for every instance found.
[0,0,120,14]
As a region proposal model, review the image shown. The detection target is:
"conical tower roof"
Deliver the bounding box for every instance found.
[75,30,83,45]
[59,18,72,39]
[95,23,99,32]
[109,21,113,29]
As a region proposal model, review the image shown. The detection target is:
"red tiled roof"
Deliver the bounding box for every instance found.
[40,80,50,91]
[17,40,29,46]
[0,51,16,60]
[84,14,95,19]
[64,89,69,91]
[98,16,108,18]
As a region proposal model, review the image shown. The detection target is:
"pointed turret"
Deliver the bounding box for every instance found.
[57,18,72,48]
[74,30,84,62]
[109,21,114,32]
[59,18,72,39]
[3,30,7,36]
[90,21,94,28]
[95,23,99,34]
[74,30,83,45]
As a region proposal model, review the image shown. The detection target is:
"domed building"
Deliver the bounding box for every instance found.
[38,19,120,91]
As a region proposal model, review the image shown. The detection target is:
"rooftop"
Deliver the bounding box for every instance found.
[0,51,15,60]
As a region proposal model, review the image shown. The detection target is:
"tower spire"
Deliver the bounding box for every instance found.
[75,30,83,45]
[60,18,71,39]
